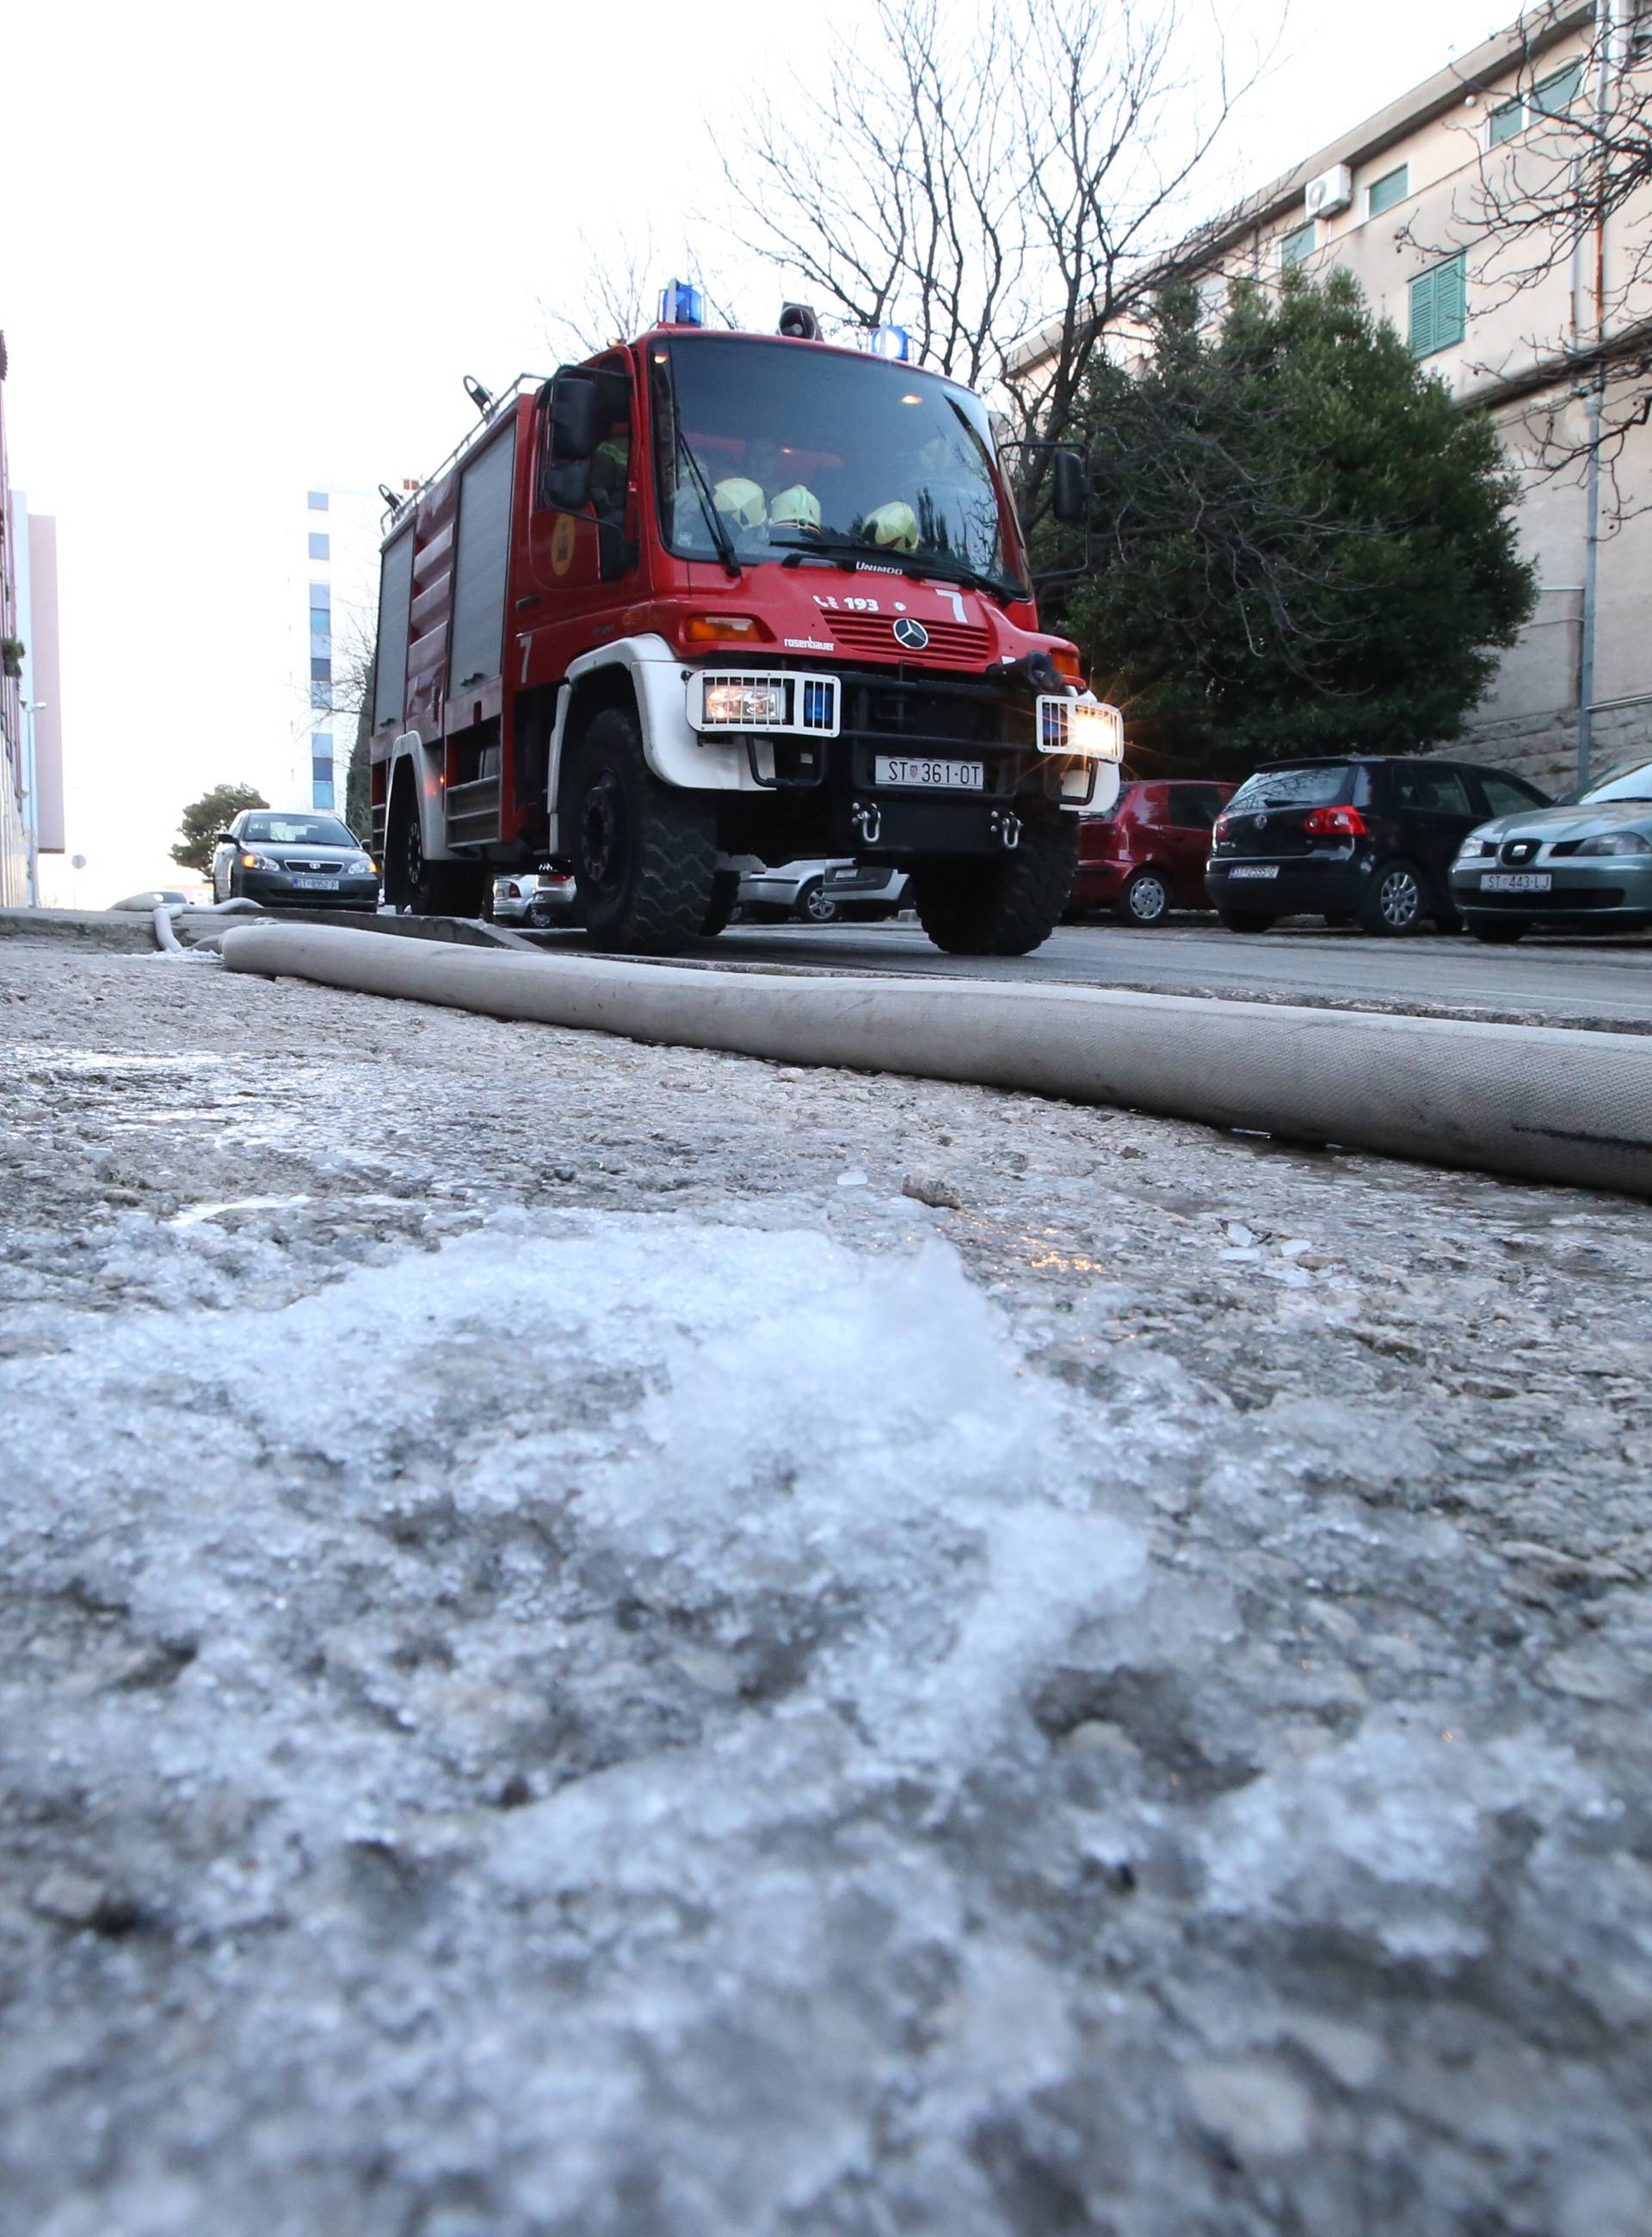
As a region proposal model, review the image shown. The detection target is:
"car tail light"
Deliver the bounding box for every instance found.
[1212,814,1230,841]
[1304,805,1367,836]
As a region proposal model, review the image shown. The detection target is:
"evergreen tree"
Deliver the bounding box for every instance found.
[170,782,268,875]
[1059,270,1537,769]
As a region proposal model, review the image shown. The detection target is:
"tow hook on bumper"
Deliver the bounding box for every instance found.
[990,810,1022,851]
[851,800,883,845]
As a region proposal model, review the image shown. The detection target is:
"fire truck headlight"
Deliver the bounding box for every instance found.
[1066,699,1124,761]
[701,681,786,727]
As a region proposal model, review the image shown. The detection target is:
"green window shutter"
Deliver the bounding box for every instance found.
[1410,256,1465,356]
[1409,268,1435,356]
[1368,163,1409,218]
[1489,96,1525,145]
[1280,221,1315,270]
[1435,254,1466,347]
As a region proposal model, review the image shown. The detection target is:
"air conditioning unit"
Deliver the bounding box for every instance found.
[1304,164,1353,219]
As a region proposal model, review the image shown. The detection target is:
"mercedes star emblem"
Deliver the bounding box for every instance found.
[893,617,929,650]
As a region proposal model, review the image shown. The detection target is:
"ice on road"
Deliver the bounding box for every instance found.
[2,936,1651,2237]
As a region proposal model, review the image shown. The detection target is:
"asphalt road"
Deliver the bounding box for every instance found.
[700,915,1652,1032]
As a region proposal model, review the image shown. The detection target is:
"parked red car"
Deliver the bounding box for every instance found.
[1069,779,1236,924]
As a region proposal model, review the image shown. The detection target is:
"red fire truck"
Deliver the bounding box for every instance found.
[368,297,1123,954]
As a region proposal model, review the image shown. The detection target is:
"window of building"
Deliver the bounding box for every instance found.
[310,609,330,639]
[311,778,336,810]
[1409,254,1466,356]
[1367,163,1409,218]
[1534,61,1582,115]
[309,582,330,612]
[311,732,334,757]
[1489,96,1525,145]
[1491,61,1584,145]
[311,656,331,683]
[312,755,334,786]
[1280,221,1315,270]
[307,490,330,511]
[308,533,330,561]
[311,681,334,710]
[310,632,330,662]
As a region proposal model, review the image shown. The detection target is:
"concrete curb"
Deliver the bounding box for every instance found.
[221,922,1652,1199]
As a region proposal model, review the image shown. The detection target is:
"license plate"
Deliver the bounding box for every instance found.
[1482,872,1551,892]
[292,876,340,891]
[874,755,984,792]
[1229,865,1279,880]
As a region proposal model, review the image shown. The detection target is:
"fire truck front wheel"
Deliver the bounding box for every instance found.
[568,708,718,954]
[909,813,1079,957]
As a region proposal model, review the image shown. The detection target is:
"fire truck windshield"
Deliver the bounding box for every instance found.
[650,336,1024,596]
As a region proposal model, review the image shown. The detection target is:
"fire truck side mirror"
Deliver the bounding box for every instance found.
[1051,449,1088,527]
[549,375,601,462]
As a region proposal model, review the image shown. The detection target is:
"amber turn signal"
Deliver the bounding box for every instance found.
[679,613,770,645]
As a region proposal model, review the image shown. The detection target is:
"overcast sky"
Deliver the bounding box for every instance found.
[10,0,1515,903]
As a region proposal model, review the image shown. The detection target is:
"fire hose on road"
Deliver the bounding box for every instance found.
[219,921,1652,1199]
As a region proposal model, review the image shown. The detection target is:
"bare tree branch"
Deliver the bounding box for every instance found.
[718,0,1279,519]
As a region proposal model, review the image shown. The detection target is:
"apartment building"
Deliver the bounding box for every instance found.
[0,335,65,908]
[1014,3,1650,792]
[293,484,382,814]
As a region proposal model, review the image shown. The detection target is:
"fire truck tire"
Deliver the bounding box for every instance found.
[387,786,485,917]
[568,708,718,954]
[700,871,740,939]
[909,814,1078,957]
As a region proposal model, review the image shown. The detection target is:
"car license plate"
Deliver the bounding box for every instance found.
[1482,872,1551,892]
[1229,865,1279,880]
[874,755,984,792]
[292,876,340,891]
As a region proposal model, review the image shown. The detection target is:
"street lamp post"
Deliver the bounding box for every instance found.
[22,701,48,909]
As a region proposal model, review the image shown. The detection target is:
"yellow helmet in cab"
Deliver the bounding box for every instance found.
[712,477,767,532]
[863,500,919,552]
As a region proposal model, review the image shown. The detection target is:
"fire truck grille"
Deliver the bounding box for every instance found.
[838,672,1032,754]
[828,613,992,669]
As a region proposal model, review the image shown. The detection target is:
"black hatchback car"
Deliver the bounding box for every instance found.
[1205,757,1550,934]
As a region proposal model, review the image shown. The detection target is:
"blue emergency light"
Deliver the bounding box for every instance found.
[658,280,705,327]
[869,324,910,361]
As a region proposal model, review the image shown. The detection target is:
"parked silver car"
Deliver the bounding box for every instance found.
[736,859,909,925]
[211,812,379,911]
[1450,754,1652,940]
[490,868,577,927]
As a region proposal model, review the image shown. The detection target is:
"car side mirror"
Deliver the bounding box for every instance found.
[214,831,237,847]
[549,373,601,462]
[1051,449,1088,527]
[540,457,593,512]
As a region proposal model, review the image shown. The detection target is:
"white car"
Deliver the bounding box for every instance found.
[737,859,909,925]
[490,869,577,927]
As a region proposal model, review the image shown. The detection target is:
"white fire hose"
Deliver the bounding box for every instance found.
[219,921,1652,1199]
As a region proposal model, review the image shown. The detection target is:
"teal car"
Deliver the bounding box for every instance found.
[1450,754,1652,942]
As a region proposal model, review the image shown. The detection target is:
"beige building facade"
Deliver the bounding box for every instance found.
[1015,3,1652,793]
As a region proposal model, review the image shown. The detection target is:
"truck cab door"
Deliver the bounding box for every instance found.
[526,361,640,669]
